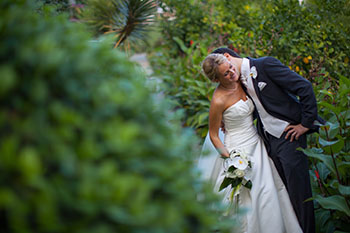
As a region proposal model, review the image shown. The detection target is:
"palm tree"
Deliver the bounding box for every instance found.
[81,0,157,49]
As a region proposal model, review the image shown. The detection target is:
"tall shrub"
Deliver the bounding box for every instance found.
[301,74,350,233]
[0,1,232,232]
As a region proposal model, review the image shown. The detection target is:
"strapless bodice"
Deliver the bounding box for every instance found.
[222,97,258,150]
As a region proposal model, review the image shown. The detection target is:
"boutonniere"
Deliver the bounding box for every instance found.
[250,66,257,79]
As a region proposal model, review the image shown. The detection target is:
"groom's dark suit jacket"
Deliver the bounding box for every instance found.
[246,56,325,143]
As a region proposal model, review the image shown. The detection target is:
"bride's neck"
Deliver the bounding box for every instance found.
[219,83,240,92]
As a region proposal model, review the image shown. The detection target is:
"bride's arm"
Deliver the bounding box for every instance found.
[209,99,229,158]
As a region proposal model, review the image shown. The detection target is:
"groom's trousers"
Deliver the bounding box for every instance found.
[266,131,315,233]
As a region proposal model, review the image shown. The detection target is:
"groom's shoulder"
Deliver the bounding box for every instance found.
[247,56,272,64]
[248,56,276,68]
[249,56,285,68]
[248,56,279,63]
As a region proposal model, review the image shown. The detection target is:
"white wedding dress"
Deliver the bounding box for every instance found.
[197,97,302,233]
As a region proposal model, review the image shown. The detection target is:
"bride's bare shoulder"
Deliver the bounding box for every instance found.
[210,89,226,109]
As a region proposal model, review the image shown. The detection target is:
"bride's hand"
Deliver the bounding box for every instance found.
[217,147,230,158]
[284,124,309,142]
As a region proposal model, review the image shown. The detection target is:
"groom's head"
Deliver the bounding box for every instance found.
[211,47,242,73]
[211,47,241,58]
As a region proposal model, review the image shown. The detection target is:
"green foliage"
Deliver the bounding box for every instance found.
[157,0,213,55]
[0,1,233,232]
[150,40,216,138]
[36,0,85,17]
[301,74,350,233]
[81,0,157,49]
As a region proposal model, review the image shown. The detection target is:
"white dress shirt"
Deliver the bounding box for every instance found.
[241,58,289,138]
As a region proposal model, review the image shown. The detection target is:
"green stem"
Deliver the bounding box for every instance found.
[324,127,342,185]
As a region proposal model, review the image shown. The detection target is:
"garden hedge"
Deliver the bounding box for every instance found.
[0,1,231,232]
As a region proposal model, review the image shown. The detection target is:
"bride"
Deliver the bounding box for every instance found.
[199,53,302,233]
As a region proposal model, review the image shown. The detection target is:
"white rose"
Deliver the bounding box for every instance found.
[234,169,245,178]
[226,172,238,179]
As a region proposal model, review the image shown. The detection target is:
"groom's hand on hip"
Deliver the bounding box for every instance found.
[284,124,309,142]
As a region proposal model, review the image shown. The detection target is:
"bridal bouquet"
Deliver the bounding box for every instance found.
[219,149,252,199]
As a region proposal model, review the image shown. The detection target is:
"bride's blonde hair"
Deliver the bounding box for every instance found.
[202,53,228,82]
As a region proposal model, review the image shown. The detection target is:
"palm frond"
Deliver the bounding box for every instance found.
[110,0,157,48]
[82,0,157,48]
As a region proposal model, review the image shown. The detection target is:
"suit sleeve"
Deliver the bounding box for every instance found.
[263,57,317,129]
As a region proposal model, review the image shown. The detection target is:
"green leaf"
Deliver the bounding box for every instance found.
[324,221,336,233]
[315,209,331,233]
[338,161,350,179]
[319,137,339,147]
[319,101,340,114]
[339,74,350,87]
[255,49,264,56]
[219,177,231,191]
[301,148,336,175]
[173,37,189,54]
[321,135,344,155]
[195,112,208,127]
[228,166,237,173]
[243,180,252,189]
[316,162,330,181]
[338,184,350,196]
[327,121,340,140]
[329,179,339,189]
[0,65,17,96]
[318,89,333,99]
[314,195,350,216]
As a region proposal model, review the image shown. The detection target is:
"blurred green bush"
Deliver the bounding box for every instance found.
[0,1,233,232]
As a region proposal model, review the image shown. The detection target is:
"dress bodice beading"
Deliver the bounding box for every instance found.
[222,98,258,150]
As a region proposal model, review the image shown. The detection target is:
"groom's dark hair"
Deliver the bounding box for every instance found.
[211,47,241,58]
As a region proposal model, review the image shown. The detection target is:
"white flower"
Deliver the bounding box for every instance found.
[250,66,258,79]
[234,169,245,178]
[232,156,248,170]
[224,159,236,170]
[225,171,238,179]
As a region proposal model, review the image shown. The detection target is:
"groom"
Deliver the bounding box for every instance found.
[212,47,324,233]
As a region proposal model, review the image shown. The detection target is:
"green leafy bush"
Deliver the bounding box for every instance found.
[301,74,350,233]
[0,1,233,232]
[157,0,212,55]
[150,40,217,138]
[36,0,85,16]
